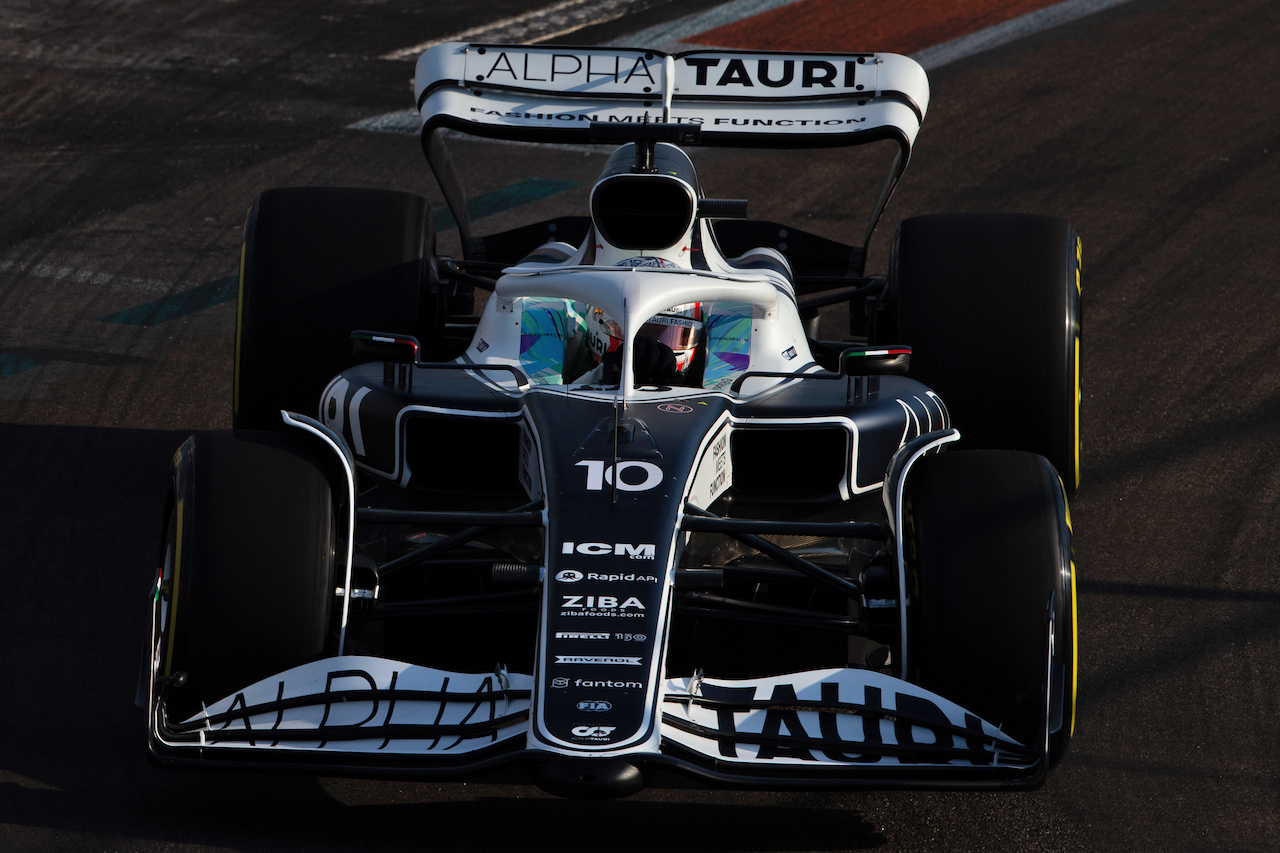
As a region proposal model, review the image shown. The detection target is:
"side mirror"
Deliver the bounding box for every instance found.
[696,198,748,220]
[351,331,420,364]
[352,331,420,387]
[841,346,911,375]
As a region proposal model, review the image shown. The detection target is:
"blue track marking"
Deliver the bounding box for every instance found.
[433,178,580,230]
[0,353,48,378]
[101,274,239,326]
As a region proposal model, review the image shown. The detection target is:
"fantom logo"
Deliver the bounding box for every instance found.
[562,542,656,560]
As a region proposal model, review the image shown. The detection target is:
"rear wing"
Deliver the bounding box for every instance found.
[413,43,931,257]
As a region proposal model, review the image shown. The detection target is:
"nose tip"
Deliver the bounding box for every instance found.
[530,756,647,799]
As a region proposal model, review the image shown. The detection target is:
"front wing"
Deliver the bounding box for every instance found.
[149,656,1047,789]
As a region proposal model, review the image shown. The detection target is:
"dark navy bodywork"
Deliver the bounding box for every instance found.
[315,361,949,757]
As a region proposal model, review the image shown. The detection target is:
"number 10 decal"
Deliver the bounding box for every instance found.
[576,459,663,492]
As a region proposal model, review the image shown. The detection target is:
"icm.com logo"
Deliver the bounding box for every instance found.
[561,542,656,560]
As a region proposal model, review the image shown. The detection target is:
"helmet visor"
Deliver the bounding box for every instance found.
[639,312,703,353]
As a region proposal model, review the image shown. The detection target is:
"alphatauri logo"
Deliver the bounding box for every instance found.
[572,725,616,738]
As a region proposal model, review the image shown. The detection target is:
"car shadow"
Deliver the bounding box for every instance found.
[0,422,888,851]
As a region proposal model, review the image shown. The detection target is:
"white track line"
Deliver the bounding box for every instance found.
[355,0,1137,133]
[0,259,174,294]
[913,0,1138,69]
[607,0,801,49]
[381,0,651,60]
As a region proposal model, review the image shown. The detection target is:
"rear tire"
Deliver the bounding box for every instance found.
[904,449,1074,763]
[155,430,342,722]
[234,187,439,430]
[891,213,1081,496]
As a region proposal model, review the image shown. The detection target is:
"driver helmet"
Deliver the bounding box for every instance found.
[585,300,705,379]
[638,304,704,377]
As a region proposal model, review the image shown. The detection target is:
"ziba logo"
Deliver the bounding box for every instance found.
[561,595,644,610]
[561,595,646,618]
[562,542,656,560]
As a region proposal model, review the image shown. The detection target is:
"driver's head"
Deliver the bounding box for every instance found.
[637,305,703,379]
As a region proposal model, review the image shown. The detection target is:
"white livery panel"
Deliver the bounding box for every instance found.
[415,43,929,148]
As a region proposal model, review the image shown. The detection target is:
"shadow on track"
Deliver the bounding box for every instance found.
[0,422,886,852]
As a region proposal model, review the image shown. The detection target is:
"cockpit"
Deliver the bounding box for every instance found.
[494,138,801,390]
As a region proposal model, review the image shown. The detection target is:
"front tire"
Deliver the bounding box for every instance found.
[152,430,342,723]
[903,449,1075,765]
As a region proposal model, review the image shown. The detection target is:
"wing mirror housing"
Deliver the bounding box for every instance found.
[842,346,911,375]
[352,331,420,387]
[352,331,420,364]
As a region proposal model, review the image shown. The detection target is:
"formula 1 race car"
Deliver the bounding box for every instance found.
[141,42,1080,797]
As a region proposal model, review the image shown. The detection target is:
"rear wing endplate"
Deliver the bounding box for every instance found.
[413,43,930,257]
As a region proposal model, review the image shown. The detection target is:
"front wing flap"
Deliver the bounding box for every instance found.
[150,658,1043,786]
[151,657,532,758]
[661,668,1030,770]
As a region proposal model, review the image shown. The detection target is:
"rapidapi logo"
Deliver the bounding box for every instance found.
[557,568,658,584]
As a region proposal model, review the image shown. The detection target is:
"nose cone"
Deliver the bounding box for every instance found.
[530,756,649,799]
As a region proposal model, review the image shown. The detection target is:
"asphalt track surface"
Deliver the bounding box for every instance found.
[2,0,1278,850]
